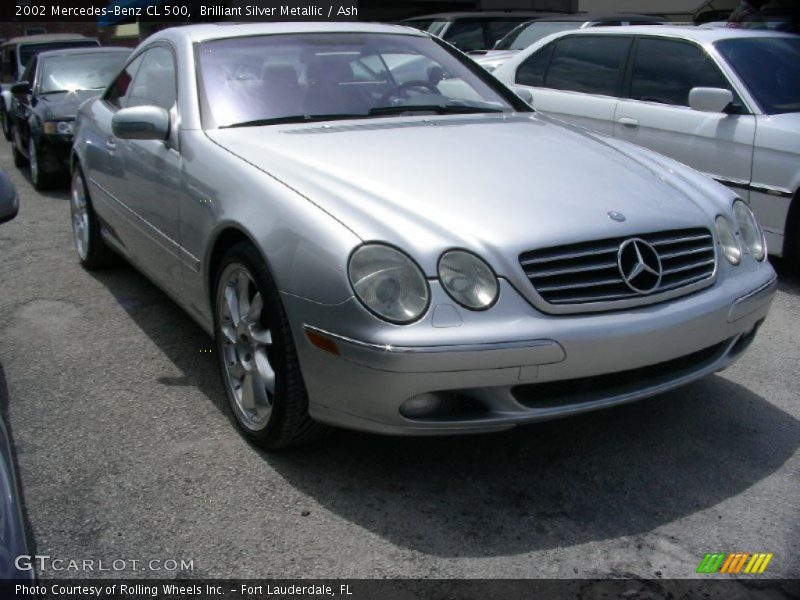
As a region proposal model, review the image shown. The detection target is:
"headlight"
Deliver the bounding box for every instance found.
[438,250,498,310]
[348,244,429,324]
[715,215,741,265]
[733,200,766,261]
[43,120,74,135]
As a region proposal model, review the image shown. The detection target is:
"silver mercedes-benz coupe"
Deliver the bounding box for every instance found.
[70,22,777,448]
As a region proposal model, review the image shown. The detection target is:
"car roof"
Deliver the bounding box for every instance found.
[561,24,796,42]
[403,11,567,21]
[1,33,96,47]
[35,47,130,60]
[533,13,669,23]
[149,21,430,44]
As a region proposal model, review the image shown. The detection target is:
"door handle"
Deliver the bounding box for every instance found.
[105,138,117,152]
[618,117,639,128]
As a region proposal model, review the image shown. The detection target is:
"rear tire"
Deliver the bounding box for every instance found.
[213,242,327,449]
[70,166,116,270]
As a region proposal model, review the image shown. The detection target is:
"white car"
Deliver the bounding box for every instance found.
[494,26,800,260]
[471,14,668,72]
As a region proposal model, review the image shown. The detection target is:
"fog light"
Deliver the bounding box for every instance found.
[400,393,443,418]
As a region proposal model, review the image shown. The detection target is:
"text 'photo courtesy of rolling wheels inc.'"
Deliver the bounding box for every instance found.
[0,0,797,599]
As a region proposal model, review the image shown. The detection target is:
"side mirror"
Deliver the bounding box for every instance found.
[112,105,170,141]
[688,87,733,113]
[512,85,533,105]
[10,81,30,95]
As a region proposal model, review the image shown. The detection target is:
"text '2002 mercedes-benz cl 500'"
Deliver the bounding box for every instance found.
[70,23,776,448]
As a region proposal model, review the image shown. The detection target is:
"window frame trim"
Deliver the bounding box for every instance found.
[620,34,754,115]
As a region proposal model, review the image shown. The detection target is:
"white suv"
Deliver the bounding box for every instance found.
[494,26,800,260]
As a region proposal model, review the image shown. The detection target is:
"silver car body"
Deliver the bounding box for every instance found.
[493,26,800,258]
[72,22,775,436]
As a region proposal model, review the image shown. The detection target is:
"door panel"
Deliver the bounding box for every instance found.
[614,37,756,191]
[532,88,619,135]
[110,46,183,296]
[613,100,756,185]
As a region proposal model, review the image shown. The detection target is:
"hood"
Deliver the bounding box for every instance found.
[473,50,519,71]
[207,113,713,276]
[40,89,101,120]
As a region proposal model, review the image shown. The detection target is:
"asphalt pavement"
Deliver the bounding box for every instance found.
[0,142,797,581]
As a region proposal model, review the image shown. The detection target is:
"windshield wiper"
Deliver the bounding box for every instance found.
[367,104,505,117]
[221,114,365,128]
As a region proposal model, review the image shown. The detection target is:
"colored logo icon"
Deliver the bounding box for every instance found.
[696,552,773,574]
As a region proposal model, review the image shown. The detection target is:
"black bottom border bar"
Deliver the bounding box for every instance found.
[2,579,799,600]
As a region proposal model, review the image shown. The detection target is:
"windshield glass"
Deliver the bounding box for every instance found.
[495,22,581,50]
[19,40,98,67]
[716,37,800,114]
[40,52,129,93]
[197,32,518,128]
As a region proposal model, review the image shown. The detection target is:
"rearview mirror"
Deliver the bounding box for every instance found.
[689,87,733,113]
[512,85,533,105]
[111,106,170,141]
[10,81,30,95]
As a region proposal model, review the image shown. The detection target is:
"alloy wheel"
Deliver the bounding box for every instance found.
[29,137,39,185]
[218,266,276,431]
[70,172,90,260]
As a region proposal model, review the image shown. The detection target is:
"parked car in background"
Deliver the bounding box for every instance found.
[494,27,800,261]
[71,22,775,448]
[471,13,668,71]
[400,11,565,52]
[0,167,18,224]
[0,34,100,142]
[9,47,130,189]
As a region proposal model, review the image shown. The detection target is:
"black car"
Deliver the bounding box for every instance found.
[9,47,130,190]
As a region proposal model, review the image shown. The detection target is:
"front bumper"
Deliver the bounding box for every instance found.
[40,134,72,173]
[283,265,777,435]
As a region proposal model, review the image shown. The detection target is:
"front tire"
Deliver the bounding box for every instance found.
[12,129,27,168]
[70,167,115,270]
[29,135,53,191]
[214,243,326,449]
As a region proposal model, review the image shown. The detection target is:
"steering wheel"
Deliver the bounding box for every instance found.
[378,80,441,105]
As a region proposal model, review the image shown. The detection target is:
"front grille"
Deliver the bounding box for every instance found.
[512,339,730,409]
[519,228,716,307]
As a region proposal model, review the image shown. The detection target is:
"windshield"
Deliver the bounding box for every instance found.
[19,40,99,67]
[197,32,519,128]
[715,37,800,114]
[495,22,581,50]
[39,52,129,93]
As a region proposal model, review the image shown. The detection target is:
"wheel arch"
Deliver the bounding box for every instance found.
[206,226,271,312]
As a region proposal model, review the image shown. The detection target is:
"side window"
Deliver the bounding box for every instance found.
[21,56,36,84]
[515,43,555,87]
[630,38,731,107]
[544,36,631,96]
[446,20,487,52]
[127,46,177,110]
[105,53,144,109]
[486,20,524,46]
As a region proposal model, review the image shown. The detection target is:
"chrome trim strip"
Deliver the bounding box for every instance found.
[714,177,793,199]
[303,325,559,355]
